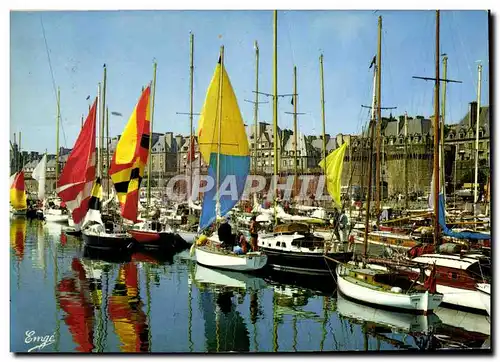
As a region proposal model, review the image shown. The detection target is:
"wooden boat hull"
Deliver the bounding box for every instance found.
[194,246,267,272]
[82,230,135,251]
[336,264,443,314]
[259,247,352,275]
[351,229,418,250]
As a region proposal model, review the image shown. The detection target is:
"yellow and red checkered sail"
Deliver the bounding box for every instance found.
[109,86,151,222]
[10,171,27,210]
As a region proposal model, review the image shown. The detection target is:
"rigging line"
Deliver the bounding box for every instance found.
[284,11,296,69]
[451,11,476,92]
[40,15,68,148]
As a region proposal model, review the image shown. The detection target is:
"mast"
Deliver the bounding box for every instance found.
[215,46,224,219]
[189,33,194,204]
[404,112,409,209]
[375,16,382,225]
[147,61,158,209]
[19,132,22,170]
[81,114,84,129]
[432,10,440,246]
[97,82,101,179]
[106,107,110,202]
[441,55,448,204]
[55,87,60,185]
[473,64,482,217]
[293,66,298,197]
[253,41,260,175]
[364,62,378,259]
[13,132,17,173]
[320,54,326,170]
[273,10,278,225]
[101,64,107,179]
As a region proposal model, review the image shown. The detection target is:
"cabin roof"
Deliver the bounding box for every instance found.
[413,253,480,270]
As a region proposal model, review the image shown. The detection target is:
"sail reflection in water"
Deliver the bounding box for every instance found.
[10,217,26,261]
[108,262,150,352]
[192,264,267,352]
[57,258,97,352]
[10,221,491,352]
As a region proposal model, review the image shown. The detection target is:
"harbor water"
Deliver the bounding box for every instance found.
[10,218,490,353]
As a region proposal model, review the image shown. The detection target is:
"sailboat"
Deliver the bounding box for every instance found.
[385,11,491,315]
[126,63,188,251]
[335,25,443,314]
[57,98,99,233]
[10,171,27,216]
[31,153,47,220]
[192,48,267,272]
[36,152,69,224]
[83,85,154,251]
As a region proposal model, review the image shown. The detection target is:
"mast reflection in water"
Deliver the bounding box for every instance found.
[10,220,491,352]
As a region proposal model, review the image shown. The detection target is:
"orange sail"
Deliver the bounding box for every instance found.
[10,171,27,210]
[109,86,151,222]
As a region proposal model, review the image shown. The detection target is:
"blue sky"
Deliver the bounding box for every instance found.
[10,10,489,154]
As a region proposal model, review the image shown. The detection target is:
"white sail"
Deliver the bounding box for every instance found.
[32,154,47,200]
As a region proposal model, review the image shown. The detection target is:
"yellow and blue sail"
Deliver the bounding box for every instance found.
[197,57,250,230]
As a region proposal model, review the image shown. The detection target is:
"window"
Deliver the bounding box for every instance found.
[281,242,286,248]
[276,242,280,247]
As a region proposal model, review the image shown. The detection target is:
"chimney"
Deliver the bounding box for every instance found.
[175,134,183,150]
[165,132,173,151]
[469,101,478,128]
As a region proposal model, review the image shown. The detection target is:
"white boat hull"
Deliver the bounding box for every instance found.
[195,246,267,272]
[436,284,486,312]
[476,283,490,316]
[336,264,443,314]
[45,210,69,224]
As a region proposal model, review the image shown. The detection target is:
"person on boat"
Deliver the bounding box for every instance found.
[338,208,349,246]
[331,208,341,242]
[233,233,248,255]
[180,209,188,225]
[249,215,259,251]
[218,218,234,250]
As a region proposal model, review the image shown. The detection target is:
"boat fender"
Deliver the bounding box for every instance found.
[196,235,208,246]
[390,286,403,293]
[189,243,195,257]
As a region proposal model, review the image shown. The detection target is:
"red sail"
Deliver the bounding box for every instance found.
[56,99,97,224]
